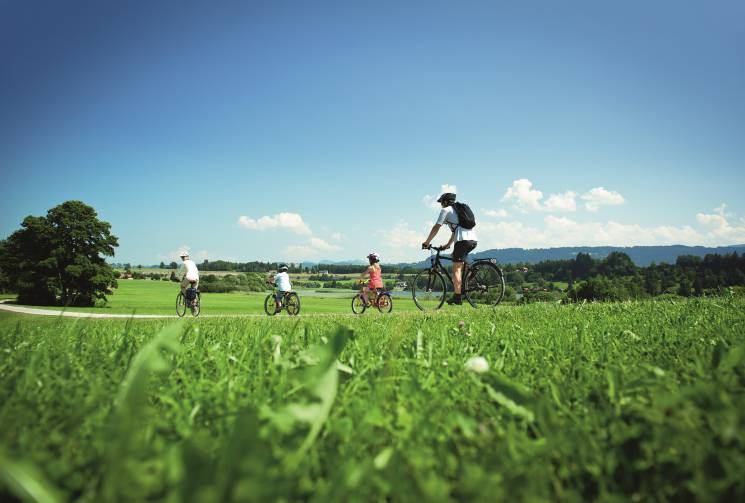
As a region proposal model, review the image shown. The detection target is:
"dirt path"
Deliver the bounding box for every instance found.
[0,300,175,318]
[0,300,370,319]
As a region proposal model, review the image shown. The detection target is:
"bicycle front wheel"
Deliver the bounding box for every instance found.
[285,293,300,316]
[412,269,446,311]
[351,294,367,314]
[377,293,393,313]
[176,292,187,317]
[464,261,505,307]
[264,294,277,316]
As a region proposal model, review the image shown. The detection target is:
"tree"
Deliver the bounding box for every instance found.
[572,253,594,280]
[0,201,119,306]
[159,261,166,269]
[598,252,636,278]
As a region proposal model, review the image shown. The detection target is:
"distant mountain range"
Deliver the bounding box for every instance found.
[445,245,745,267]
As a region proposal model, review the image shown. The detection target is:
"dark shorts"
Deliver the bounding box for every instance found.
[452,240,477,263]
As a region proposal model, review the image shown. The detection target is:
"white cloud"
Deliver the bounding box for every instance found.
[544,191,577,212]
[581,187,625,211]
[281,235,342,261]
[423,183,459,209]
[282,245,317,260]
[696,204,745,242]
[375,221,430,262]
[483,209,508,218]
[502,179,544,212]
[330,232,344,241]
[501,180,623,213]
[476,216,705,250]
[308,236,340,252]
[237,212,312,235]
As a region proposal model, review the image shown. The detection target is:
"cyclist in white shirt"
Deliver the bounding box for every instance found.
[271,264,292,312]
[178,251,200,296]
[421,192,477,305]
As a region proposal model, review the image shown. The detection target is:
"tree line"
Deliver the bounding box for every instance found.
[506,251,745,302]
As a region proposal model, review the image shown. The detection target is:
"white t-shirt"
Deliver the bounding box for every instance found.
[275,271,292,292]
[437,207,477,243]
[180,259,199,281]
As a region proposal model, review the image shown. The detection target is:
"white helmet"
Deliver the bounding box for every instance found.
[179,251,189,258]
[367,252,380,263]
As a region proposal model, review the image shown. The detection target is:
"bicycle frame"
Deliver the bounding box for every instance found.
[426,247,468,291]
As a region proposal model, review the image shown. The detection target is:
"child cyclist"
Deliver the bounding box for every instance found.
[359,252,384,306]
[268,264,292,313]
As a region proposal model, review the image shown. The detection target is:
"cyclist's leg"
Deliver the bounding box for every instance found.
[450,241,477,299]
[361,286,370,305]
[275,291,283,309]
[180,278,190,296]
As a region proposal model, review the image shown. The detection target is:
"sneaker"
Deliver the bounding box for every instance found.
[446,295,462,305]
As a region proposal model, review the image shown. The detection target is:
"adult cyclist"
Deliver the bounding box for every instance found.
[421,192,477,305]
[178,251,200,297]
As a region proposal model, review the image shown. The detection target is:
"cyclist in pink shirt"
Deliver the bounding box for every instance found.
[359,252,384,306]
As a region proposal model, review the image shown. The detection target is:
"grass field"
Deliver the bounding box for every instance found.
[1,295,744,501]
[3,280,421,315]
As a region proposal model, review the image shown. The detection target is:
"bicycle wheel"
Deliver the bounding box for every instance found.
[351,293,367,314]
[285,293,300,316]
[412,269,447,311]
[464,261,506,307]
[176,292,187,317]
[191,292,201,317]
[376,293,393,313]
[264,294,278,316]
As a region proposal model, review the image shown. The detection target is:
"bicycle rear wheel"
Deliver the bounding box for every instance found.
[285,293,300,316]
[264,294,278,316]
[377,293,393,313]
[176,292,186,317]
[412,269,446,311]
[464,261,505,307]
[191,292,201,317]
[351,294,367,314]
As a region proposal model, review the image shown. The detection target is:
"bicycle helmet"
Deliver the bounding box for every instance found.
[179,251,189,258]
[436,193,456,206]
[367,252,380,263]
[278,264,289,272]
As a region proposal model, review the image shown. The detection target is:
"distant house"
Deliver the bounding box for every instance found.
[319,270,329,275]
[395,281,408,290]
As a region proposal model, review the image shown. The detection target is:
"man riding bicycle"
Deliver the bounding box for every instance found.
[269,263,292,313]
[421,192,477,305]
[178,251,200,298]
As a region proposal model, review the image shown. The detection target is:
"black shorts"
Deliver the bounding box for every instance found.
[452,240,477,263]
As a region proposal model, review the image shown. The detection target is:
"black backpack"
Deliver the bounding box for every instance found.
[452,202,476,229]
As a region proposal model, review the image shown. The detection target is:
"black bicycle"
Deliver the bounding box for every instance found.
[264,288,301,316]
[176,285,201,317]
[411,245,505,311]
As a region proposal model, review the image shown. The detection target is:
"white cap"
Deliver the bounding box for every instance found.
[179,251,189,258]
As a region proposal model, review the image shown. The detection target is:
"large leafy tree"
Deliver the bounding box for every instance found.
[0,201,119,306]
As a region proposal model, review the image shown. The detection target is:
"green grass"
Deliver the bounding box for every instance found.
[4,280,421,315]
[1,295,744,501]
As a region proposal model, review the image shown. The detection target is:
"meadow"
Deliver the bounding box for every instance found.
[4,280,421,315]
[1,294,744,502]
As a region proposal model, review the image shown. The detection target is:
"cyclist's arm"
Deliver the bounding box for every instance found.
[422,224,442,248]
[442,230,456,249]
[359,266,371,280]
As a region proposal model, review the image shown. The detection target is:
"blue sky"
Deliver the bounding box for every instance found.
[1,0,744,264]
